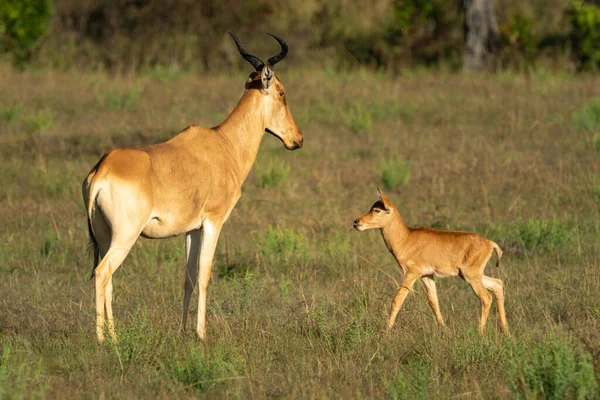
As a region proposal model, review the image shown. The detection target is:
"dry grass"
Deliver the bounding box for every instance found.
[0,63,599,399]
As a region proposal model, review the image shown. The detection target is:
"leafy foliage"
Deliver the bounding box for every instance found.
[499,14,538,67]
[0,0,53,67]
[568,1,600,70]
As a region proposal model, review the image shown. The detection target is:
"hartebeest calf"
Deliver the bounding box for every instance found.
[353,189,509,335]
[83,32,302,343]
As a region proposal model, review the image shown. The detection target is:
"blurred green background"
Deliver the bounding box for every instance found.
[1,0,600,72]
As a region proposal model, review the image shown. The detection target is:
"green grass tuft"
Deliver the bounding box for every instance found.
[24,108,54,132]
[573,97,600,138]
[255,158,290,188]
[167,344,243,393]
[254,225,309,266]
[510,218,572,253]
[0,103,22,122]
[347,103,373,134]
[378,156,412,190]
[101,87,141,110]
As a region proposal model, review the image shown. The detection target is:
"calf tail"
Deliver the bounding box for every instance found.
[491,241,503,267]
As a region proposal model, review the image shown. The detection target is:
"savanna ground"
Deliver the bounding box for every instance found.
[1,63,600,399]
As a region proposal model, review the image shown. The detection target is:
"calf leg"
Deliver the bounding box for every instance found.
[422,275,447,328]
[387,273,419,331]
[483,275,510,336]
[464,276,493,334]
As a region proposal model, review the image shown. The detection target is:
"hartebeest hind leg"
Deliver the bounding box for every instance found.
[94,242,136,343]
[181,229,202,332]
[196,220,224,340]
[421,275,447,328]
[387,273,419,331]
[482,275,509,335]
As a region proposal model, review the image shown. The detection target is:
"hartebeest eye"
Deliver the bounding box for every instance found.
[279,91,285,97]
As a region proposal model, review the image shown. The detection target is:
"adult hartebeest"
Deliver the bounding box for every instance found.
[82,32,303,343]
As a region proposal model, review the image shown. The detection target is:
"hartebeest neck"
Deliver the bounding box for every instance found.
[214,89,266,182]
[380,212,410,255]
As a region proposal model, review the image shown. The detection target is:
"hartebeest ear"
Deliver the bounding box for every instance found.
[261,64,274,90]
[377,188,393,213]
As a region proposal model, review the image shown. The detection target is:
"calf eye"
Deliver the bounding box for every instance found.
[374,209,381,213]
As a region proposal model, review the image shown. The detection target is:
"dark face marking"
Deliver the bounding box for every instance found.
[371,200,386,211]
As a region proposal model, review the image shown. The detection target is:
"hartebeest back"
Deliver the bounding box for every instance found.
[353,189,509,335]
[83,32,303,343]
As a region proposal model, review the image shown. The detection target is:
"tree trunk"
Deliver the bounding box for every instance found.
[463,0,499,69]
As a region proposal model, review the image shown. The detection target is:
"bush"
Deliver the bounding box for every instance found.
[499,14,538,68]
[378,157,412,190]
[0,0,53,67]
[568,1,600,70]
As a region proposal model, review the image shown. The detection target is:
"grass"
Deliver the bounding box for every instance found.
[0,63,599,398]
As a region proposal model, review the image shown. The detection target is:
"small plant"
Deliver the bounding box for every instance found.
[254,225,309,265]
[387,360,433,400]
[255,159,290,188]
[506,332,598,399]
[568,1,600,70]
[0,103,22,122]
[511,218,572,253]
[101,88,141,110]
[0,0,53,67]
[24,108,54,132]
[168,344,242,393]
[114,307,166,369]
[347,103,372,134]
[378,156,411,190]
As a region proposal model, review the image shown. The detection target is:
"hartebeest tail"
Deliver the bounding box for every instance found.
[353,189,509,336]
[82,32,302,344]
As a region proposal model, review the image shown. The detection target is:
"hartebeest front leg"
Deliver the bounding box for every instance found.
[196,220,223,340]
[180,229,202,333]
[421,275,447,328]
[387,273,420,331]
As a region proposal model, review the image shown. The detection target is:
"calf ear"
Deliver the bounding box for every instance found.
[261,64,274,90]
[377,188,393,213]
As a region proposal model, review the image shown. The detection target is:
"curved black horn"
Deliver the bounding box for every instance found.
[227,31,264,70]
[266,33,288,66]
